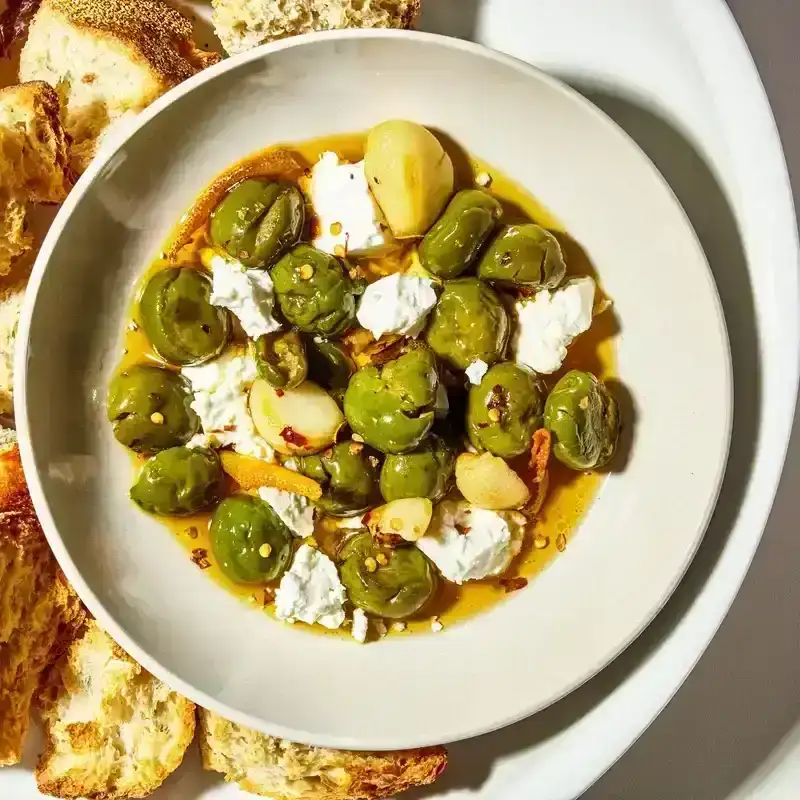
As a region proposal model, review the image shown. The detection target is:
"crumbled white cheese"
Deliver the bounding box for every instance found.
[209,254,281,339]
[434,383,449,419]
[309,152,392,256]
[183,350,274,461]
[356,273,438,340]
[513,277,595,374]
[351,608,369,644]
[416,501,523,584]
[465,359,489,385]
[336,515,367,531]
[257,486,315,538]
[274,544,347,629]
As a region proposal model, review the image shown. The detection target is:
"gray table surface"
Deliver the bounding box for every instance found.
[584,3,800,797]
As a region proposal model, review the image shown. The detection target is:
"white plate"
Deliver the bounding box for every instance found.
[15,30,731,750]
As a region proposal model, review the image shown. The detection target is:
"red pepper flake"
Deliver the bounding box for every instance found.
[500,576,528,593]
[280,426,308,447]
[275,389,285,397]
[529,429,551,483]
[373,532,404,548]
[455,525,471,536]
[191,548,211,569]
[263,588,276,607]
[223,424,237,432]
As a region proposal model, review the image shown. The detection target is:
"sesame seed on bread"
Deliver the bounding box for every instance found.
[212,0,421,56]
[19,0,221,173]
[0,442,86,766]
[198,708,448,800]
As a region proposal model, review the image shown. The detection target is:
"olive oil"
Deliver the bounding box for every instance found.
[119,133,616,639]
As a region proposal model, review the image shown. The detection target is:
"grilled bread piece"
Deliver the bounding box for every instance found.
[198,708,447,799]
[0,274,27,416]
[0,80,72,275]
[35,620,196,798]
[211,0,421,55]
[0,436,85,766]
[19,0,221,173]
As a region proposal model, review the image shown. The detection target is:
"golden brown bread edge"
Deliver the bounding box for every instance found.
[0,443,85,766]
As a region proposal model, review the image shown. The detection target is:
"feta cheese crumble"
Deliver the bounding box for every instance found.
[274,544,347,629]
[309,152,392,256]
[416,501,523,584]
[513,277,595,374]
[209,254,281,339]
[351,608,369,644]
[356,273,438,340]
[257,486,315,538]
[465,359,489,385]
[183,350,274,461]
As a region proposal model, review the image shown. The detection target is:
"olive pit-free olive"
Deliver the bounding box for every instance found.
[210,494,294,584]
[339,532,438,619]
[344,346,439,454]
[271,245,358,337]
[107,365,198,453]
[299,440,380,516]
[544,370,620,470]
[424,277,509,371]
[379,435,455,502]
[130,446,223,516]
[251,330,307,390]
[419,189,503,279]
[477,223,566,288]
[305,336,357,394]
[209,179,304,268]
[467,362,547,458]
[139,267,230,367]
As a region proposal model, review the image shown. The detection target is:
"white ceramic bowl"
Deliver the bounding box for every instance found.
[15,30,731,749]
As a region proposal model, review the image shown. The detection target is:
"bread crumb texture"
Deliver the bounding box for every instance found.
[0,81,72,274]
[0,444,85,766]
[36,620,196,799]
[199,708,447,799]
[212,0,421,55]
[19,0,221,173]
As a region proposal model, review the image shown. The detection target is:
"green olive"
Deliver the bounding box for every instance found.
[209,179,304,268]
[250,331,307,390]
[139,267,230,367]
[130,446,223,516]
[419,189,503,279]
[477,224,566,288]
[210,494,294,584]
[339,532,438,619]
[107,365,198,453]
[298,441,380,516]
[544,370,620,470]
[305,336,356,398]
[424,278,509,371]
[379,435,455,502]
[467,362,547,458]
[271,245,358,337]
[344,346,439,454]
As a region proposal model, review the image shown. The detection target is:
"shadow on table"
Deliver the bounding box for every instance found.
[406,81,763,798]
[420,0,482,40]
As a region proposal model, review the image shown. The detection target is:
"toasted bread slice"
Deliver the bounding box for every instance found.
[0,275,26,416]
[198,709,447,799]
[36,620,196,799]
[212,0,421,55]
[0,80,72,275]
[19,0,221,173]
[0,440,86,766]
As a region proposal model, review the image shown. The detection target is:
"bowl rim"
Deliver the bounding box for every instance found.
[14,27,733,749]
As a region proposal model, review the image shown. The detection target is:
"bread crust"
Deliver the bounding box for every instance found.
[198,708,448,800]
[0,444,86,766]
